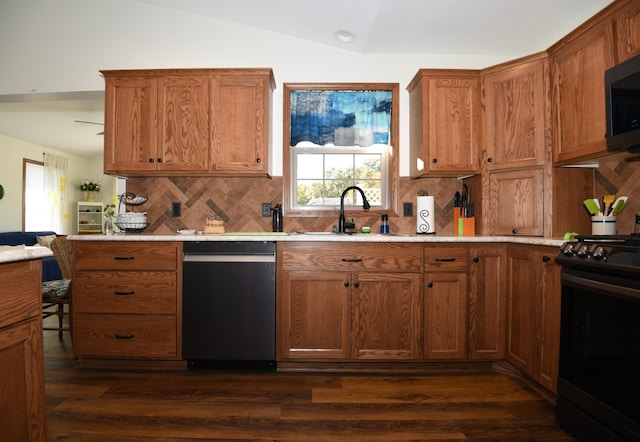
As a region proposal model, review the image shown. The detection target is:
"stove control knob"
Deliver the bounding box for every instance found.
[561,244,575,256]
[576,244,590,257]
[591,246,607,260]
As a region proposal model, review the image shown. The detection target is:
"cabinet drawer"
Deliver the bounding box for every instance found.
[280,242,422,272]
[424,247,468,272]
[74,314,177,358]
[0,260,41,328]
[74,272,177,314]
[74,241,180,271]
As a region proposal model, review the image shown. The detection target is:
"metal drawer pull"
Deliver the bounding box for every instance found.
[434,258,456,262]
[341,258,363,263]
[114,291,135,296]
[115,334,135,339]
[114,256,135,260]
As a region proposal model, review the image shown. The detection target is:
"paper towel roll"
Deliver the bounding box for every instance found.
[417,196,435,234]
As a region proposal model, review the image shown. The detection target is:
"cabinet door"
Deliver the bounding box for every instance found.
[277,271,350,360]
[0,320,47,442]
[426,76,480,174]
[468,246,506,360]
[104,76,159,173]
[351,272,422,360]
[424,272,467,360]
[550,20,616,164]
[615,0,640,62]
[534,248,562,393]
[487,168,544,236]
[211,75,269,174]
[505,246,536,375]
[483,56,547,170]
[158,76,210,172]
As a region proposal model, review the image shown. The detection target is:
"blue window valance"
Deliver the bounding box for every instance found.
[290,90,392,147]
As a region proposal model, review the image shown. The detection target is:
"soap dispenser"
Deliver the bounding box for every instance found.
[272,204,283,232]
[380,213,389,234]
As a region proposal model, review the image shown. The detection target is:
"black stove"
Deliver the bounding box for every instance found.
[556,233,640,276]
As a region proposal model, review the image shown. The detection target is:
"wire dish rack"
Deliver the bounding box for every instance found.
[116,192,149,232]
[114,222,150,233]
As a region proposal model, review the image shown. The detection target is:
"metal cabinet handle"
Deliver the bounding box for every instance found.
[542,255,551,263]
[114,334,135,339]
[149,158,154,163]
[114,256,135,260]
[114,291,135,296]
[472,257,479,263]
[512,228,518,234]
[353,282,360,288]
[256,157,261,163]
[434,258,456,262]
[427,282,433,288]
[157,158,163,163]
[341,258,363,263]
[344,281,349,287]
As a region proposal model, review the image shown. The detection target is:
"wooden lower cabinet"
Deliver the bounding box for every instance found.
[468,245,507,360]
[506,245,561,393]
[423,246,468,360]
[277,242,422,361]
[0,259,47,441]
[72,241,183,368]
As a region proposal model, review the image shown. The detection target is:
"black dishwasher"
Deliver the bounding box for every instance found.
[182,241,276,369]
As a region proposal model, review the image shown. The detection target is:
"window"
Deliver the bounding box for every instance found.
[23,159,48,231]
[284,83,399,217]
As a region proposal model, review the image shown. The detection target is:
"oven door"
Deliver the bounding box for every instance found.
[558,268,640,441]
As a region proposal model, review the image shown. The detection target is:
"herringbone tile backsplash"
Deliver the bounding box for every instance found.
[124,159,639,236]
[126,176,462,235]
[594,159,640,234]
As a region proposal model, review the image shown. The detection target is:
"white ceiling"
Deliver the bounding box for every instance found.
[0,0,614,158]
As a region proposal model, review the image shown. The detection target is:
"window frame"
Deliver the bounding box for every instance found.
[283,82,400,218]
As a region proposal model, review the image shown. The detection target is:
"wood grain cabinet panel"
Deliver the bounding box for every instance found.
[277,242,422,362]
[468,245,506,361]
[0,260,46,441]
[615,0,640,62]
[103,68,274,177]
[423,247,468,360]
[549,18,616,164]
[482,54,547,170]
[407,70,480,176]
[487,168,544,236]
[506,245,561,393]
[72,241,183,367]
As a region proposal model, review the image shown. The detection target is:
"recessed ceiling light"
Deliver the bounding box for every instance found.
[335,30,355,43]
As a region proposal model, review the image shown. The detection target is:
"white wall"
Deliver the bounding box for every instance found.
[0,0,511,177]
[0,133,115,232]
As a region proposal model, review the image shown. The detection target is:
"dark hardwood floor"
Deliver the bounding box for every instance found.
[43,316,576,441]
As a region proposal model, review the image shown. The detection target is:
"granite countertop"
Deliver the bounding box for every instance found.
[66,232,566,247]
[0,245,53,264]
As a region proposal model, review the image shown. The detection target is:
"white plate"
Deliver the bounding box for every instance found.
[177,229,196,235]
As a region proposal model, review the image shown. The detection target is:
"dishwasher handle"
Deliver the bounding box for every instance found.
[183,253,275,263]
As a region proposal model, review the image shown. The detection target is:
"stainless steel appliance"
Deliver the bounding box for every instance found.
[555,234,640,441]
[182,241,276,369]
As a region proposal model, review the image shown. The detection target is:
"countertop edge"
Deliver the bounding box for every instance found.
[0,245,53,264]
[66,233,565,247]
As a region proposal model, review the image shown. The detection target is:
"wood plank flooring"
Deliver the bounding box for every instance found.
[43,317,576,441]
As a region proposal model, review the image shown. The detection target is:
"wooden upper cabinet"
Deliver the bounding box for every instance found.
[102,68,275,177]
[482,53,548,170]
[615,0,640,62]
[407,70,480,176]
[103,75,159,173]
[211,75,271,174]
[487,168,544,236]
[548,18,616,165]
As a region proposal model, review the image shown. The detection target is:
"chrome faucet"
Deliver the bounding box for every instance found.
[338,186,371,233]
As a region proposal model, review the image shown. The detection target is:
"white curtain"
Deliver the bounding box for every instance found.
[43,153,69,234]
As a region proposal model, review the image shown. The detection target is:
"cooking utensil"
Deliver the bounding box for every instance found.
[611,196,629,216]
[583,199,600,215]
[603,194,615,215]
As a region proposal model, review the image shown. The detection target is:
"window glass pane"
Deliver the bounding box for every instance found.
[325,154,353,180]
[24,162,50,231]
[297,154,323,179]
[355,154,381,180]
